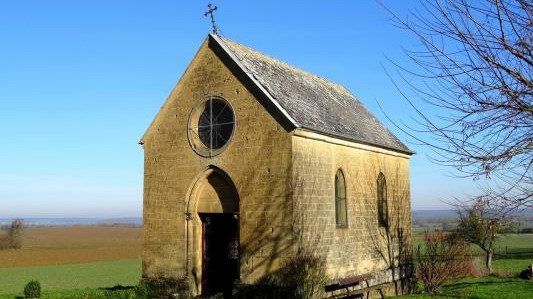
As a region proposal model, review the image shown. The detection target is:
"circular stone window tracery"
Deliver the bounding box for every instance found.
[187,96,236,157]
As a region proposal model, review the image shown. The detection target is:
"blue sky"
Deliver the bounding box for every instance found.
[0,1,477,218]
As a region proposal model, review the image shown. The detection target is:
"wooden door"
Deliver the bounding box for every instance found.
[201,213,239,297]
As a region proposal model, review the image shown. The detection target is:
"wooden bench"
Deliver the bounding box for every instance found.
[324,274,384,299]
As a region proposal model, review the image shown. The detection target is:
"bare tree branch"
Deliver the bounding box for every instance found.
[380,0,533,212]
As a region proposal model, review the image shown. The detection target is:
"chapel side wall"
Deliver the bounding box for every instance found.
[141,40,295,289]
[291,133,412,283]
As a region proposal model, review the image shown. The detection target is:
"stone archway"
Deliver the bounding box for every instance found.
[185,166,239,297]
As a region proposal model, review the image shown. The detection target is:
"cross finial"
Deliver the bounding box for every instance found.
[204,3,219,35]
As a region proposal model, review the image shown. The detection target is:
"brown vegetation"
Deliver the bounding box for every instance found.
[0,226,142,267]
[415,230,470,293]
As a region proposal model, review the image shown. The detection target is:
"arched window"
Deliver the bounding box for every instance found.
[377,172,388,227]
[335,169,348,228]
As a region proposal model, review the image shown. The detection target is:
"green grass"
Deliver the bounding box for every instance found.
[493,258,532,275]
[0,288,137,299]
[0,259,141,296]
[492,234,533,257]
[396,277,533,299]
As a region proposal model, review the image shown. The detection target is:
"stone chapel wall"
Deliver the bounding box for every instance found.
[141,39,294,294]
[291,130,412,284]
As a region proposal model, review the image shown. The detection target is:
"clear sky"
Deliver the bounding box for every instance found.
[0,1,478,218]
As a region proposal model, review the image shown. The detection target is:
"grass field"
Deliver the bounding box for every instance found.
[0,226,142,296]
[0,259,141,296]
[397,277,533,299]
[0,226,142,267]
[0,288,136,299]
[0,227,531,298]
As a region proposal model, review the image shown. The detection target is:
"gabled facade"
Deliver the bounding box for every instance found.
[140,34,413,297]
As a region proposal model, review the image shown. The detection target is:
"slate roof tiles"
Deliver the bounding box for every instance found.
[214,35,412,155]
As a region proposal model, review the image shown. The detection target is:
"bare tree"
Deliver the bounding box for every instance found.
[456,198,504,273]
[382,0,532,214]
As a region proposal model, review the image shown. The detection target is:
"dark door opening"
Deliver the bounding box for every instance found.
[201,213,239,297]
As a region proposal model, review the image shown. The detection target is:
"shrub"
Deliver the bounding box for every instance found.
[133,282,151,299]
[138,277,188,298]
[0,219,25,250]
[236,253,327,299]
[23,280,41,298]
[416,230,470,293]
[277,254,327,299]
[0,236,8,249]
[10,219,24,249]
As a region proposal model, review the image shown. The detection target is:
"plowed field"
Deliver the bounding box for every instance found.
[0,226,142,267]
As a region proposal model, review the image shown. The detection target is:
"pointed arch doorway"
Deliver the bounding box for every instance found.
[187,167,239,297]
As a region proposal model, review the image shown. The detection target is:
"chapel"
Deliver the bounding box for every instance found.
[140,33,414,297]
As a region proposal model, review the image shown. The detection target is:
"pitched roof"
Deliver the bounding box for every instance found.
[211,34,413,155]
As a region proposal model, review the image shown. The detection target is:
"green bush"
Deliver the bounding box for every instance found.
[138,277,189,298]
[23,280,41,298]
[133,282,151,299]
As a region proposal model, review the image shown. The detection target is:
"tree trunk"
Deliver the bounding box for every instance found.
[485,251,493,273]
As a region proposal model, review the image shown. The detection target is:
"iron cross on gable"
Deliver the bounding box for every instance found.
[204,3,219,35]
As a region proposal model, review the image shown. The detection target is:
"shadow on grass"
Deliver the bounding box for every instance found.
[444,279,515,291]
[99,285,134,291]
[494,252,533,259]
